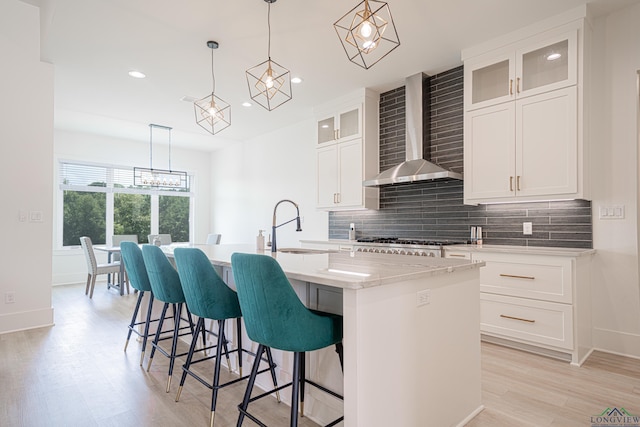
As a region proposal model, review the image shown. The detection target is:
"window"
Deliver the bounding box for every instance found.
[59,161,193,247]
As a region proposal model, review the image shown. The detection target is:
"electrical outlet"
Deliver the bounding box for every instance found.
[417,289,431,307]
[5,292,15,304]
[19,210,27,222]
[523,222,533,235]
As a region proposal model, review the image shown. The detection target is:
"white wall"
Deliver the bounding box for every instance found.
[210,118,328,248]
[0,1,54,333]
[52,130,212,285]
[590,3,640,357]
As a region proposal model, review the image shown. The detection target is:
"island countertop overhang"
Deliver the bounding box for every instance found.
[164,243,484,290]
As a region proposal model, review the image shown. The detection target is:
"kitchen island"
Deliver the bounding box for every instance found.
[165,244,485,427]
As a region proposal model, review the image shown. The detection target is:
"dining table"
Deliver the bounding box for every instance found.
[94,245,127,295]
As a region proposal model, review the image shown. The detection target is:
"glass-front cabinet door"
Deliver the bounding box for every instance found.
[465,29,577,111]
[317,116,336,144]
[516,30,577,99]
[465,52,515,110]
[316,105,361,145]
[338,107,360,140]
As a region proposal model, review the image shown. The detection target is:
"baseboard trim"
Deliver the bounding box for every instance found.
[0,307,54,335]
[457,405,485,427]
[592,327,640,359]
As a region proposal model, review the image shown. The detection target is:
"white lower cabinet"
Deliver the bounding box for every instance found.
[446,247,593,365]
[480,293,573,350]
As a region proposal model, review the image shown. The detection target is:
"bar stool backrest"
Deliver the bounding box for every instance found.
[120,242,152,292]
[231,253,341,353]
[174,247,241,320]
[141,244,185,304]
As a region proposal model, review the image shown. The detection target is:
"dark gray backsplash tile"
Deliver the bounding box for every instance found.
[328,66,592,248]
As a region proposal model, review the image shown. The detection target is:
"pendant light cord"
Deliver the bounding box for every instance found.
[149,125,153,170]
[211,45,216,95]
[267,2,271,59]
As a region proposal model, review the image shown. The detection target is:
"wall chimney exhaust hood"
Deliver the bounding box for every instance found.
[363,73,462,187]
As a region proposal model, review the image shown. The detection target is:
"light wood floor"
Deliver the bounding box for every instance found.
[1,283,639,427]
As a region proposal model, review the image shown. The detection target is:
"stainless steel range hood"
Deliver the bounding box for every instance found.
[363,73,462,187]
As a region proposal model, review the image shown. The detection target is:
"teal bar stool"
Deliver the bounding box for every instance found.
[173,248,279,427]
[120,242,159,366]
[142,244,199,393]
[231,253,344,427]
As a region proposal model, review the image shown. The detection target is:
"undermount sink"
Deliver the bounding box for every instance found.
[278,248,337,255]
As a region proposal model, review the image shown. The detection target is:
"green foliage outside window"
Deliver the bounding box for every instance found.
[159,196,189,243]
[114,193,151,243]
[60,163,191,247]
[63,189,106,246]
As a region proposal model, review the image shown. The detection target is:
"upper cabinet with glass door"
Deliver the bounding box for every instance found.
[464,29,577,111]
[316,104,362,146]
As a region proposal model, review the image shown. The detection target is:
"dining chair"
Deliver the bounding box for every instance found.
[112,234,138,260]
[112,234,138,286]
[231,253,344,427]
[79,236,122,299]
[148,233,172,245]
[206,233,222,245]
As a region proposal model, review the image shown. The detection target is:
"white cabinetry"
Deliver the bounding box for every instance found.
[463,15,590,204]
[315,89,379,210]
[445,247,593,365]
[316,104,361,145]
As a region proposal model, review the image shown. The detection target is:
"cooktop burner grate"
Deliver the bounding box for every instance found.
[356,237,466,246]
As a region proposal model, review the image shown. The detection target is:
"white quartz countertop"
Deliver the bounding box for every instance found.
[164,243,483,290]
[445,244,595,257]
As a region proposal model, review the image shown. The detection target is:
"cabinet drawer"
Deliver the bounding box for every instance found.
[476,253,572,303]
[444,251,471,260]
[480,293,573,350]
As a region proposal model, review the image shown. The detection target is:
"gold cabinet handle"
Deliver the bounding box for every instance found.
[499,273,535,280]
[509,176,514,191]
[448,254,467,258]
[333,193,337,204]
[500,314,535,323]
[516,77,520,94]
[509,79,513,96]
[336,193,341,204]
[517,175,521,191]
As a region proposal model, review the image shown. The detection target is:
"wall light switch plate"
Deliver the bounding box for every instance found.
[29,211,43,222]
[523,222,533,235]
[599,205,625,220]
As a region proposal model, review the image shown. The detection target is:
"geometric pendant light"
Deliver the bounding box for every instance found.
[194,41,231,135]
[333,0,400,69]
[245,0,292,111]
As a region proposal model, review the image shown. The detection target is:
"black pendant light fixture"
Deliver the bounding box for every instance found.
[334,0,400,69]
[245,0,292,111]
[133,124,188,189]
[194,41,231,135]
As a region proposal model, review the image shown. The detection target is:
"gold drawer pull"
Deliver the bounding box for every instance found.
[448,254,467,258]
[500,314,535,323]
[499,273,535,280]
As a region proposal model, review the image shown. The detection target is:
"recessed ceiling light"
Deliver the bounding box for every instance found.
[291,77,303,84]
[546,53,562,61]
[242,102,252,107]
[128,70,146,79]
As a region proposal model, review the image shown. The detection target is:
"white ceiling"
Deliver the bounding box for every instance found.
[30,0,634,151]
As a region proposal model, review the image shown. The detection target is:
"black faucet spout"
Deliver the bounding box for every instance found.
[271,199,302,253]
